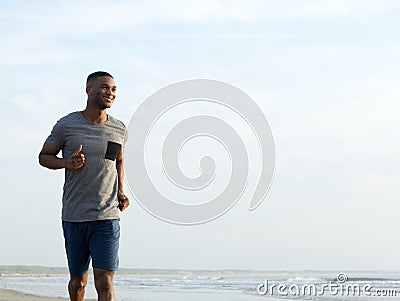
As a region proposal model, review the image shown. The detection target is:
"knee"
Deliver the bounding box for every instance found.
[95,273,114,292]
[69,276,87,291]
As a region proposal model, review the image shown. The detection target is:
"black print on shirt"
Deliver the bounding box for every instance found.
[105,141,121,161]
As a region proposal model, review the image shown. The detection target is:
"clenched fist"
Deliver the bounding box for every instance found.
[117,192,130,211]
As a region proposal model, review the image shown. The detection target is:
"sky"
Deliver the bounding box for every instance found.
[1,0,400,271]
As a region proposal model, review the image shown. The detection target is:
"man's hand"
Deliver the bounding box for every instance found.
[117,192,130,211]
[65,144,85,169]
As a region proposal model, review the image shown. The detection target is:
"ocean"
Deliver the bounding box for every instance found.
[0,266,399,301]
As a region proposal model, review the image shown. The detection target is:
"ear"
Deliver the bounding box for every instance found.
[86,86,91,96]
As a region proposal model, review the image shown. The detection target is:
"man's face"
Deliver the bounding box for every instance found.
[88,76,117,109]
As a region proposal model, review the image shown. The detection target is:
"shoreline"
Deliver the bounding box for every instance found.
[0,288,68,301]
[0,288,96,301]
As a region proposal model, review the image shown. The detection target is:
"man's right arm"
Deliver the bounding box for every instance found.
[39,143,85,170]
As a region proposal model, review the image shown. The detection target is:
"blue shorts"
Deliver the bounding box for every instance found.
[62,219,120,276]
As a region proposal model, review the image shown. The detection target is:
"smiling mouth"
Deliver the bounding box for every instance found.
[104,96,113,102]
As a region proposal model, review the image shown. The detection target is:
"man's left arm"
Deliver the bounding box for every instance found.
[116,151,130,211]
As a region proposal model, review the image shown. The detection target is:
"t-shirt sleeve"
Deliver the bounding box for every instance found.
[123,127,128,145]
[45,119,65,151]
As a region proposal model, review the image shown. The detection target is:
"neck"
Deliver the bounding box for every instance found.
[81,106,108,123]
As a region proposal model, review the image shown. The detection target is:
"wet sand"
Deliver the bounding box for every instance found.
[0,288,95,301]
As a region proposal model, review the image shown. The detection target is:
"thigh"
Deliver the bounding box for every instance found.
[89,220,120,271]
[62,221,91,276]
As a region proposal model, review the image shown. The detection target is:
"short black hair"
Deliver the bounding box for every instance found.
[86,71,113,85]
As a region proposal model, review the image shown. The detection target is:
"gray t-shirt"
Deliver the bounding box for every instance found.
[46,111,127,222]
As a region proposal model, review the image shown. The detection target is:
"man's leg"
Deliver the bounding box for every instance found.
[62,221,91,301]
[89,220,120,301]
[94,268,116,301]
[68,272,89,301]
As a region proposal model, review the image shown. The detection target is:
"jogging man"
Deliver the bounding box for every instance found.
[39,71,129,301]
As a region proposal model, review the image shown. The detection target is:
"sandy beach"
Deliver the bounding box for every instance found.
[0,287,268,301]
[2,268,398,301]
[0,288,66,301]
[0,288,95,301]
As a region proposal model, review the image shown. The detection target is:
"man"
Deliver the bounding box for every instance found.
[39,71,130,301]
